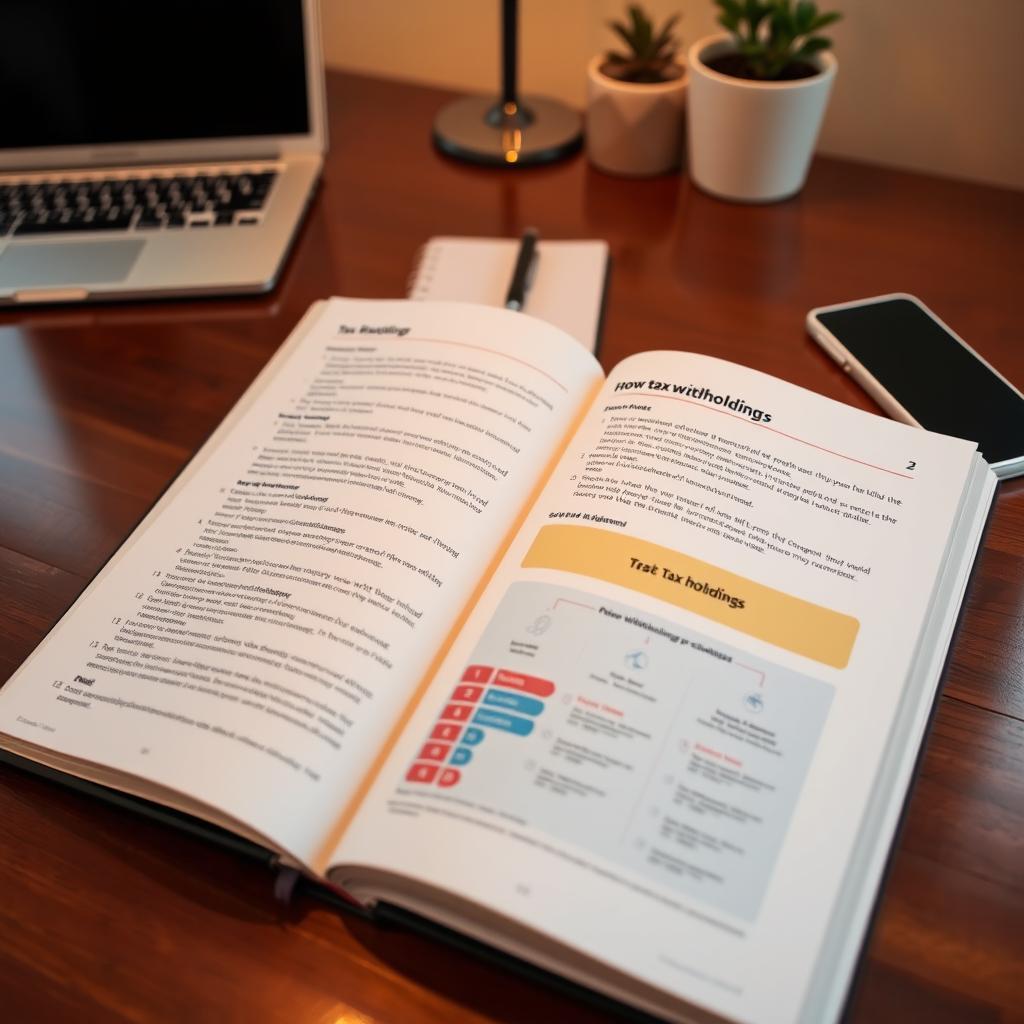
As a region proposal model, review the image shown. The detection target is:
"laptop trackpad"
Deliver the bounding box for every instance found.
[0,240,145,289]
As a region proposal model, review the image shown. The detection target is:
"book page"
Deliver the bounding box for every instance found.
[0,298,602,870]
[334,350,984,1022]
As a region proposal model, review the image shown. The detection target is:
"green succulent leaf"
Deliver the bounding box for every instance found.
[632,6,653,53]
[609,22,637,51]
[812,11,842,29]
[793,35,832,60]
[795,1,816,33]
[653,14,680,50]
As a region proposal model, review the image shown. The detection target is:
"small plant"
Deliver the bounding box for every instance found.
[713,0,841,80]
[603,5,683,84]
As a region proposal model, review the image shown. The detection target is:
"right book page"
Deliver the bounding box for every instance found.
[333,350,990,1023]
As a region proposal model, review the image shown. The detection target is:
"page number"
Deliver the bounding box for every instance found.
[906,460,917,471]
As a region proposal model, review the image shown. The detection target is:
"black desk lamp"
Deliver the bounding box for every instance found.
[433,0,582,166]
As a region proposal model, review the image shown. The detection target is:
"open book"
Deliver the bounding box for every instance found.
[0,298,996,1024]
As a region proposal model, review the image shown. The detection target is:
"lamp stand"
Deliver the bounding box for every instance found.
[433,0,582,166]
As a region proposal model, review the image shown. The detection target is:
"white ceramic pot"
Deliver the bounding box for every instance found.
[586,55,688,177]
[686,33,836,202]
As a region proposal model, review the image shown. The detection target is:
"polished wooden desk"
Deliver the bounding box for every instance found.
[1,71,1022,1024]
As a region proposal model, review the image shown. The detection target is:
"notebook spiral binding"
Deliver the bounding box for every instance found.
[406,240,439,299]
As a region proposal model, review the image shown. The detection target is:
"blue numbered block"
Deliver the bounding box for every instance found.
[461,726,485,746]
[473,708,535,736]
[482,689,545,717]
[450,746,473,766]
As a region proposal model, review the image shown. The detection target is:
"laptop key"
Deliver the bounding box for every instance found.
[231,195,265,210]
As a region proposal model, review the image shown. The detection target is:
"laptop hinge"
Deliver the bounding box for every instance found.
[1,152,283,176]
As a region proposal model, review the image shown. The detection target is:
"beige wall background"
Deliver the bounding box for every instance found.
[322,0,1023,191]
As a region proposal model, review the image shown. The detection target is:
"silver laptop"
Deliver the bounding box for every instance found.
[0,0,326,305]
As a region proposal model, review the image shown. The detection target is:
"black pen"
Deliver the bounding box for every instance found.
[504,228,540,311]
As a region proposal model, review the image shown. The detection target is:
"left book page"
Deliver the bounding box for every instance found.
[0,298,603,872]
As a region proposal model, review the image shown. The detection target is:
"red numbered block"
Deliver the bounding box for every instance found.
[406,763,439,784]
[451,684,484,703]
[462,665,494,684]
[439,702,473,722]
[430,722,463,742]
[418,742,451,762]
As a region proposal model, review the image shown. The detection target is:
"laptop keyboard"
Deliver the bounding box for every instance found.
[0,170,277,237]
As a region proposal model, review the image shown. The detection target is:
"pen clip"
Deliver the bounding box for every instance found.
[505,228,540,312]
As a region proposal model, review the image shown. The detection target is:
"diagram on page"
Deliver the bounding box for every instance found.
[403,581,834,920]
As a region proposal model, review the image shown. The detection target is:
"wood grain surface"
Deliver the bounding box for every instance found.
[1,71,1022,1024]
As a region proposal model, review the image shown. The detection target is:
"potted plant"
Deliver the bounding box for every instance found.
[687,0,841,202]
[586,5,687,177]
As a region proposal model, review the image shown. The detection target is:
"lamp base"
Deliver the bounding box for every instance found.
[433,95,582,166]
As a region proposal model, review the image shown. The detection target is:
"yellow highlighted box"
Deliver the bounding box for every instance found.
[522,524,858,668]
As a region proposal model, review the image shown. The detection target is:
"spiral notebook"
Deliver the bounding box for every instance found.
[408,236,610,354]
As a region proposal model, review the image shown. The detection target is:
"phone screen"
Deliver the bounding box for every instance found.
[817,298,1024,466]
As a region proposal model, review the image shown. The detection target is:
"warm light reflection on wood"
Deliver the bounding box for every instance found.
[502,127,522,163]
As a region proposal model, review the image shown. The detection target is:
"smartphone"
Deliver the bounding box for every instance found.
[807,293,1024,479]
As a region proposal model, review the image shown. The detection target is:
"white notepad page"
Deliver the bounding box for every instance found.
[408,236,609,353]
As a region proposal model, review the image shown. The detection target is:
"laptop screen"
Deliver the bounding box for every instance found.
[0,1,310,150]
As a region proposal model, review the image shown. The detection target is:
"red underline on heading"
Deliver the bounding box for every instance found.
[735,661,767,688]
[638,392,915,479]
[397,335,569,392]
